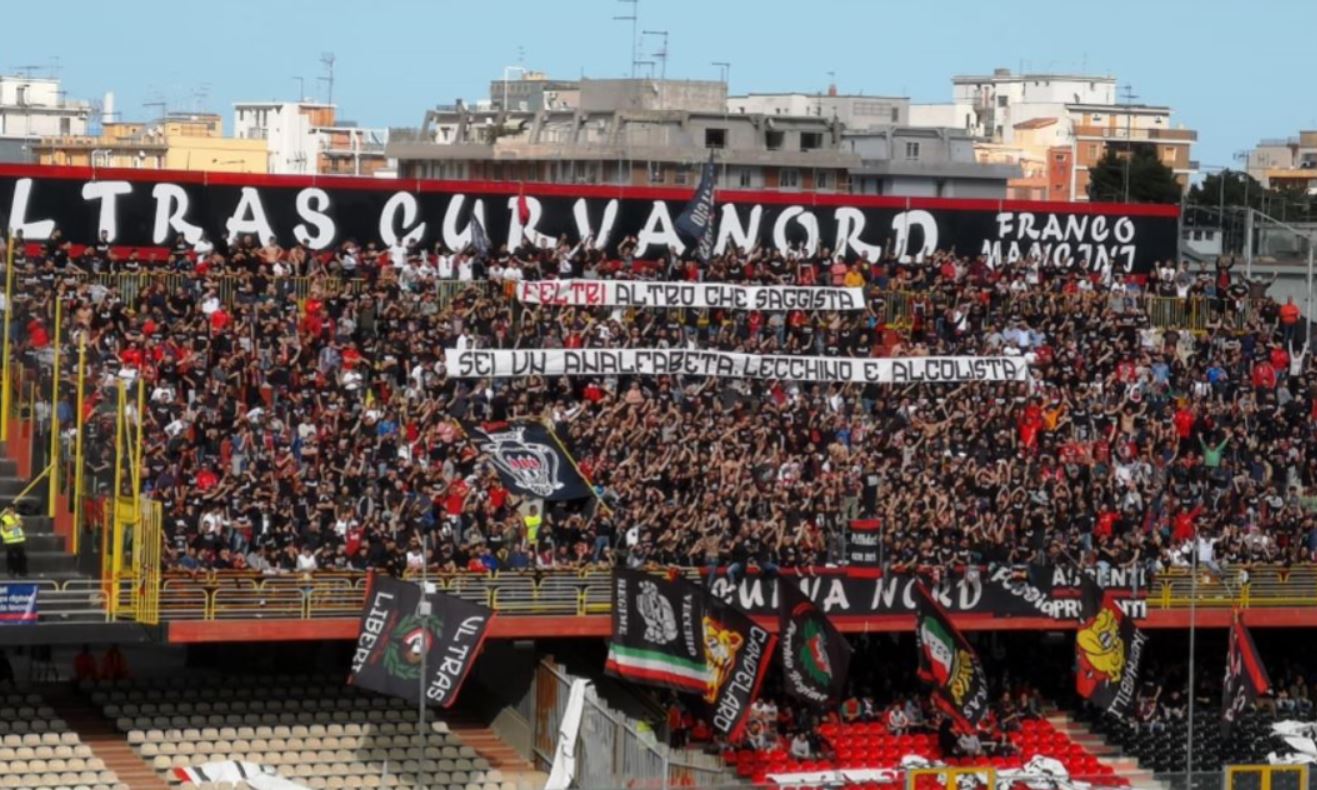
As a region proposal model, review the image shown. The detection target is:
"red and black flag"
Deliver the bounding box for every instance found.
[1075,575,1147,717]
[778,581,852,708]
[912,582,991,731]
[1223,614,1270,728]
[701,594,776,743]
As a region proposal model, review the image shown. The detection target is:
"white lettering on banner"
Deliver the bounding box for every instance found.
[382,191,426,248]
[508,196,553,248]
[772,206,819,257]
[715,203,762,255]
[635,201,684,258]
[151,183,204,245]
[439,194,485,250]
[7,178,55,239]
[81,181,132,242]
[987,211,1141,272]
[445,349,1029,384]
[572,198,618,248]
[515,281,865,311]
[349,589,396,673]
[892,209,937,263]
[833,207,883,260]
[294,188,336,248]
[225,187,275,242]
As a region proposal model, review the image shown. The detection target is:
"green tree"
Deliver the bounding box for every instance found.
[1187,170,1266,210]
[1086,143,1182,204]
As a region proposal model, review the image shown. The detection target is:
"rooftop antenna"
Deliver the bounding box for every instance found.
[642,30,668,80]
[48,56,61,81]
[293,76,305,102]
[193,83,211,113]
[318,52,336,105]
[13,65,41,79]
[613,0,638,79]
[516,44,526,66]
[1118,83,1139,202]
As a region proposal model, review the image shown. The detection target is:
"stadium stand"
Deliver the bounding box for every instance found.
[0,682,126,790]
[84,672,539,790]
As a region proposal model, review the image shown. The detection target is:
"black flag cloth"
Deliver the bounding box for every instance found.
[1075,576,1146,717]
[606,569,710,694]
[348,574,492,708]
[1223,614,1270,727]
[778,581,852,708]
[470,215,491,258]
[913,582,991,730]
[674,155,716,264]
[702,594,777,743]
[462,420,592,501]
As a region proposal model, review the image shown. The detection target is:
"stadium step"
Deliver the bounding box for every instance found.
[1046,713,1172,790]
[446,718,537,771]
[0,513,78,578]
[43,687,171,790]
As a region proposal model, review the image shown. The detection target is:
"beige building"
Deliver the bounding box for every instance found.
[35,113,267,172]
[1247,131,1317,193]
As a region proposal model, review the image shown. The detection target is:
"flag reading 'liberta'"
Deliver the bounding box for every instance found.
[348,574,492,708]
[1075,576,1146,717]
[606,569,709,694]
[702,594,776,743]
[778,581,851,708]
[913,582,991,730]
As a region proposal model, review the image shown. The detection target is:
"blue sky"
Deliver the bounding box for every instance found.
[9,0,1314,169]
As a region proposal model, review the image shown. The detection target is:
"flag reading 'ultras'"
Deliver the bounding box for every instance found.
[778,581,851,708]
[913,583,991,730]
[462,420,592,501]
[1075,576,1146,717]
[348,574,492,708]
[1223,615,1270,728]
[675,155,717,264]
[606,569,709,693]
[702,595,777,743]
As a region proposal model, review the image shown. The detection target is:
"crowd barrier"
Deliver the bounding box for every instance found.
[8,566,1298,625]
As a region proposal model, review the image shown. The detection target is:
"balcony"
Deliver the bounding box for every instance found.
[1073,125,1197,142]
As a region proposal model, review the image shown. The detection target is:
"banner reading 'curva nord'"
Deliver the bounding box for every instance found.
[445,348,1031,383]
[516,280,867,310]
[0,165,1177,272]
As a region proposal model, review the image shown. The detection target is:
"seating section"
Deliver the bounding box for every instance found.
[1089,707,1295,776]
[0,684,125,790]
[86,673,534,790]
[726,718,1127,788]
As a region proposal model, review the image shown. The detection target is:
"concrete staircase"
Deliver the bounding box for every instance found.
[44,687,170,790]
[1047,713,1171,790]
[0,451,78,580]
[448,719,547,789]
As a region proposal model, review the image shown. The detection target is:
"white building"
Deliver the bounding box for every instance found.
[728,91,909,129]
[0,76,91,161]
[232,101,335,174]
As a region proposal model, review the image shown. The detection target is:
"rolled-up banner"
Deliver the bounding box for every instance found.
[446,348,1030,384]
[348,574,492,708]
[515,280,867,311]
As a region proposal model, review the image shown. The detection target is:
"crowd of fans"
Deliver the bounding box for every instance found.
[5,224,1316,579]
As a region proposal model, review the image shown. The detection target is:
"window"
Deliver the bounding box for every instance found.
[704,128,727,149]
[648,162,663,183]
[997,95,1008,108]
[904,141,920,160]
[779,168,800,189]
[800,132,823,151]
[738,168,752,188]
[1091,114,1104,123]
[1164,146,1176,163]
[674,163,691,185]
[766,130,784,151]
[891,107,900,123]
[1090,144,1101,160]
[816,170,830,190]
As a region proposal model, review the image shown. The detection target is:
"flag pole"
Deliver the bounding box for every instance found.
[1186,528,1199,783]
[0,232,14,442]
[417,531,429,749]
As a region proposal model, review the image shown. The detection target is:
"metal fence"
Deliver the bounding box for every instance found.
[530,659,730,790]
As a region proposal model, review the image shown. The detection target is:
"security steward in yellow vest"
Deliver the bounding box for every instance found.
[1,506,26,577]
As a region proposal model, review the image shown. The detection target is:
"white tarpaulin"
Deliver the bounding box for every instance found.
[1268,721,1317,765]
[515,280,868,311]
[545,678,590,790]
[445,349,1030,384]
[768,754,1091,789]
[173,761,310,790]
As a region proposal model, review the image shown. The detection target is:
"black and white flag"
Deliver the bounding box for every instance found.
[675,155,717,264]
[462,420,592,501]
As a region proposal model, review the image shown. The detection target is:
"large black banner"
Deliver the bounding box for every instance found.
[708,565,1148,620]
[702,594,776,743]
[913,582,991,731]
[461,420,592,501]
[606,569,709,694]
[348,574,492,708]
[779,581,852,708]
[1075,578,1146,717]
[0,164,1178,273]
[845,520,882,567]
[1223,616,1270,728]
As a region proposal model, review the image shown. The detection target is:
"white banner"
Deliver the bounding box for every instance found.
[516,280,867,311]
[546,678,590,790]
[445,348,1030,384]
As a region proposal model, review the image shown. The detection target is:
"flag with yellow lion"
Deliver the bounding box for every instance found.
[1075,575,1147,717]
